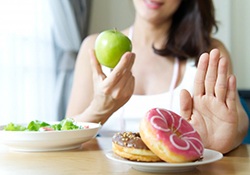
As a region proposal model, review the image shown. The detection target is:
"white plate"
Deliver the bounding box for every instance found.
[0,122,101,152]
[106,149,223,173]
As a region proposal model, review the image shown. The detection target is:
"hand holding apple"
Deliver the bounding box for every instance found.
[95,29,132,68]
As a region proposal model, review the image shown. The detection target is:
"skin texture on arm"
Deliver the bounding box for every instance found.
[180,42,249,153]
[66,36,96,118]
[66,34,135,124]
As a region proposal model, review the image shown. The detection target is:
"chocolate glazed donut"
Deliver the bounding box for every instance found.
[112,132,162,162]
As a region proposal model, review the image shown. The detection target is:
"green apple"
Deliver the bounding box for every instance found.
[95,29,132,68]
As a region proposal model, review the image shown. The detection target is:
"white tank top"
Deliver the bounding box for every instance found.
[99,27,197,136]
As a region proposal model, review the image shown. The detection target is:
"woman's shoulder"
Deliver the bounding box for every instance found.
[74,33,100,72]
[211,38,225,49]
[76,33,99,63]
[81,33,99,49]
[210,38,231,58]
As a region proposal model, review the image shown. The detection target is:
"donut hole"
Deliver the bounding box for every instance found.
[173,129,182,137]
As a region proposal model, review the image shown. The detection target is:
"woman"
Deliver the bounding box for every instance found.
[66,0,249,153]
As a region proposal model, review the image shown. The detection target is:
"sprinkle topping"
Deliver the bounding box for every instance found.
[112,132,149,149]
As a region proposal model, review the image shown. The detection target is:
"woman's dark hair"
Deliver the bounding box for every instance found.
[153,0,218,65]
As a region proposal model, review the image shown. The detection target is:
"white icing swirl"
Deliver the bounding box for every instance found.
[149,108,203,155]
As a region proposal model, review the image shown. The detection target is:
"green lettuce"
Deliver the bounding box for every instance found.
[4,123,26,131]
[3,118,81,131]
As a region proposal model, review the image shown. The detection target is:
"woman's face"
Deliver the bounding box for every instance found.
[133,0,182,24]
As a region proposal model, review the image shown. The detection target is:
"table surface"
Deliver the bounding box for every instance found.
[0,137,250,175]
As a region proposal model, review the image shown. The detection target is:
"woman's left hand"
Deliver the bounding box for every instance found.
[180,48,238,153]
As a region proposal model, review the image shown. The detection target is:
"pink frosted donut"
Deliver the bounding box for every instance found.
[139,108,204,163]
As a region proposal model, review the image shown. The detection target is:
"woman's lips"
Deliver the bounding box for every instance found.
[144,0,164,9]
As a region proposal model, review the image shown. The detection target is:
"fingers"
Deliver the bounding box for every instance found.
[193,53,209,96]
[215,57,228,101]
[204,49,220,96]
[104,52,135,90]
[194,48,230,102]
[110,52,135,78]
[180,89,193,121]
[90,50,135,97]
[112,71,135,100]
[226,75,237,110]
[106,52,135,98]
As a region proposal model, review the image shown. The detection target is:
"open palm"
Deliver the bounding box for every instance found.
[180,49,238,153]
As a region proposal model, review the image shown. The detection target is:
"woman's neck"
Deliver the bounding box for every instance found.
[132,16,171,47]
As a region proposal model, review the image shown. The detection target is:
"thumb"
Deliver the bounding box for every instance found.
[180,89,193,121]
[89,49,106,80]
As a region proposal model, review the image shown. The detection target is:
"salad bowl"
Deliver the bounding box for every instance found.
[0,120,101,152]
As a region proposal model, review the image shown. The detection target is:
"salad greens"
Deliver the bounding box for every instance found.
[3,118,84,131]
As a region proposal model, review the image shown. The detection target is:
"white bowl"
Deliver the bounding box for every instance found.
[0,122,101,152]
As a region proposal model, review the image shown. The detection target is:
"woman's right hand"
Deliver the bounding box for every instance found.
[87,50,136,124]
